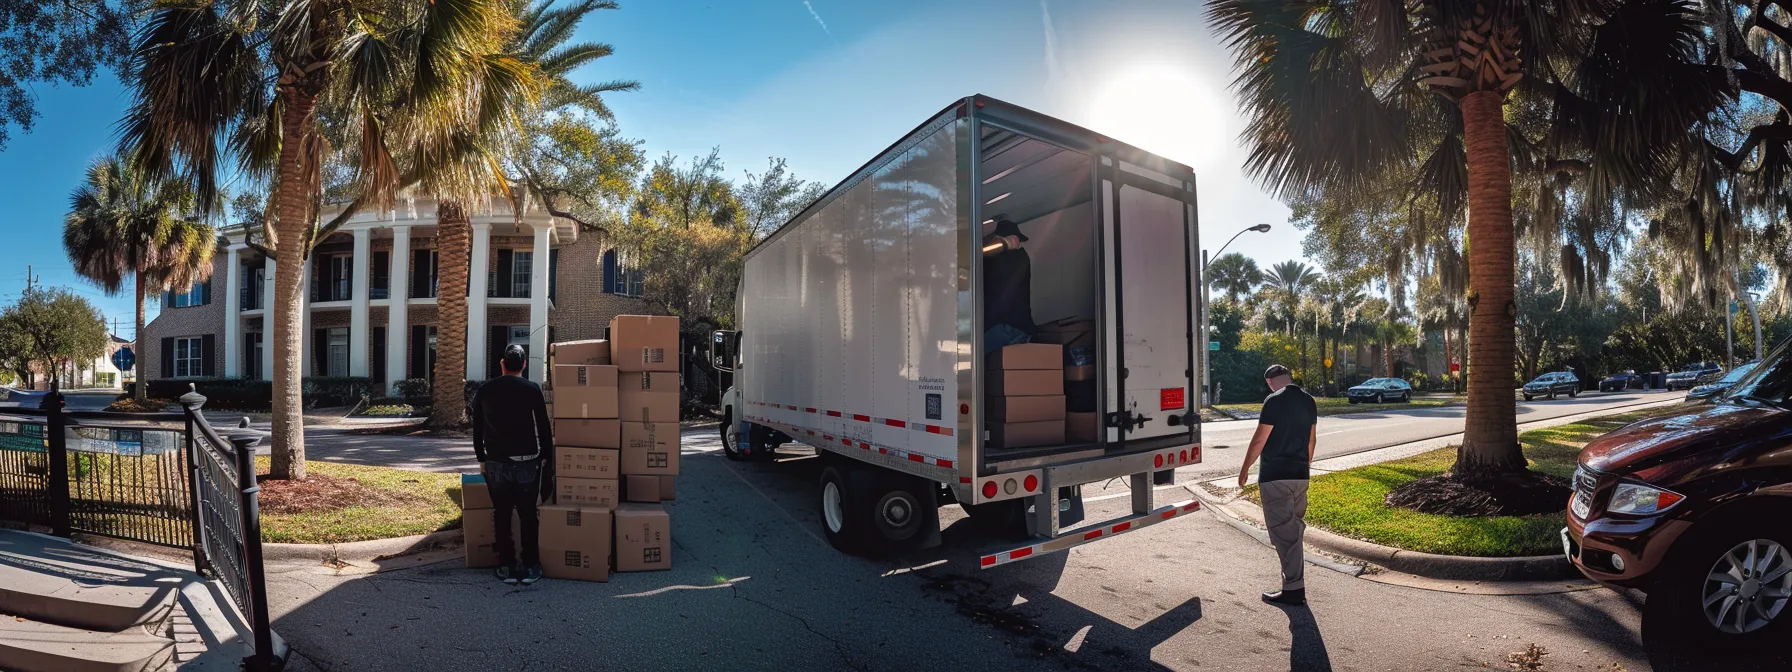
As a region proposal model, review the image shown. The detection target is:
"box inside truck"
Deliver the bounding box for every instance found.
[978,125,1101,455]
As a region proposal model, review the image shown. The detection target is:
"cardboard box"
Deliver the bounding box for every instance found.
[618,372,680,422]
[988,420,1066,449]
[614,503,672,572]
[460,473,491,510]
[462,508,520,568]
[556,446,618,480]
[1034,319,1095,347]
[538,504,611,582]
[1067,412,1100,443]
[1064,365,1095,382]
[625,474,663,503]
[609,315,680,373]
[554,364,618,389]
[556,418,621,449]
[985,394,1067,423]
[986,369,1064,397]
[555,477,620,508]
[986,343,1063,370]
[620,422,680,476]
[554,386,618,420]
[658,476,676,501]
[552,340,611,366]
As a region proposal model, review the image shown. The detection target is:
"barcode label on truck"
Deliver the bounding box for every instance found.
[926,394,941,420]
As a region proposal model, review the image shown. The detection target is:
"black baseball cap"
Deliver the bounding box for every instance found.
[503,345,528,371]
[991,219,1028,242]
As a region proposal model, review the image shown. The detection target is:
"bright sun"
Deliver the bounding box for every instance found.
[1086,62,1228,169]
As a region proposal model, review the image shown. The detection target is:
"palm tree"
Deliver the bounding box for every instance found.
[121,0,519,480]
[1262,260,1321,337]
[63,156,215,403]
[425,0,638,429]
[1208,0,1724,480]
[1206,252,1262,305]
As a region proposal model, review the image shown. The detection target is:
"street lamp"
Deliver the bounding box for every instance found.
[1200,223,1273,407]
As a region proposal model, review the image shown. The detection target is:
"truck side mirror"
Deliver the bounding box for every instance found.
[711,330,737,372]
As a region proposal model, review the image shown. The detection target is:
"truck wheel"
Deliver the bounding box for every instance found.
[819,465,869,553]
[1652,518,1792,649]
[722,413,744,461]
[863,471,935,557]
[965,499,1030,541]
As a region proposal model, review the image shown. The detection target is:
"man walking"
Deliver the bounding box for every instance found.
[1238,364,1317,606]
[472,345,555,585]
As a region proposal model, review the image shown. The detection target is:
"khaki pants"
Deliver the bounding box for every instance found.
[1260,479,1309,591]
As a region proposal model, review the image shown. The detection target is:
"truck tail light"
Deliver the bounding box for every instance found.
[1023,475,1038,492]
[982,481,998,499]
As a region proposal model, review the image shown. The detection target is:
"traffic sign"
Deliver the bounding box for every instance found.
[1208,341,1220,351]
[111,346,135,373]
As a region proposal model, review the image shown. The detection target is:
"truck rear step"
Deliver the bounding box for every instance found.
[979,499,1201,568]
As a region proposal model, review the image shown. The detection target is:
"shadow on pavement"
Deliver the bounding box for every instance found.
[1277,606,1332,672]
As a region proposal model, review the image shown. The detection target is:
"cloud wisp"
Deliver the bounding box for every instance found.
[803,1,832,37]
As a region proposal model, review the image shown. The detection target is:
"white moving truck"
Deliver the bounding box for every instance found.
[711,95,1203,566]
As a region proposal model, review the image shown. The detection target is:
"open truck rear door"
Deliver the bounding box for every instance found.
[1102,158,1200,448]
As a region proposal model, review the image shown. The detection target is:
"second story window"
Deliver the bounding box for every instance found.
[371,251,390,300]
[166,280,210,308]
[603,249,643,298]
[512,251,533,298]
[410,249,439,299]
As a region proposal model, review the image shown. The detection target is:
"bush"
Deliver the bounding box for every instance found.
[146,378,272,411]
[302,376,376,406]
[1211,349,1271,404]
[391,378,430,398]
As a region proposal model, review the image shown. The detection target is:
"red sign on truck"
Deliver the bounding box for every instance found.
[1160,388,1185,410]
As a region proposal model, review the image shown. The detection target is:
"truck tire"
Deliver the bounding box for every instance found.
[819,463,936,556]
[819,465,870,553]
[721,412,744,461]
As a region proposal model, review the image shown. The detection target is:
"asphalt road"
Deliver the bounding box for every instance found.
[268,414,1777,672]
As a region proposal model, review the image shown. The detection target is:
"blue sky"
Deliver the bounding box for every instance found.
[0,0,1298,339]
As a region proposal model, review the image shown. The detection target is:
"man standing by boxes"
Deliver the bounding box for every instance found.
[1236,364,1317,607]
[472,345,555,585]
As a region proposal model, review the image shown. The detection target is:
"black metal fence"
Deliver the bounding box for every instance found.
[0,389,279,671]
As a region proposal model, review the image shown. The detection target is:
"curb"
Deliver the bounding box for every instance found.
[261,528,462,563]
[1217,495,1576,582]
[1188,490,1366,578]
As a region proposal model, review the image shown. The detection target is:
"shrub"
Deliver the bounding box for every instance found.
[391,378,429,398]
[147,378,272,411]
[303,376,376,406]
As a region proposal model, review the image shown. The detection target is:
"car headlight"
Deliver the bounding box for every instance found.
[1605,482,1685,515]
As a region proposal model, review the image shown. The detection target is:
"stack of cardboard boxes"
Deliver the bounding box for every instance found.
[1034,318,1100,443]
[986,343,1066,448]
[461,314,681,579]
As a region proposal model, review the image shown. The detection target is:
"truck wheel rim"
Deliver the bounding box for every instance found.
[823,481,844,534]
[723,423,738,453]
[876,491,919,540]
[1703,538,1792,635]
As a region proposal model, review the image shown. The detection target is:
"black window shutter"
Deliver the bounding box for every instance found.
[310,257,322,302]
[488,325,508,379]
[602,249,616,293]
[495,249,514,298]
[161,338,174,378]
[411,250,429,298]
[162,291,173,309]
[201,334,216,376]
[313,328,327,378]
[411,325,427,379]
[549,249,560,302]
[201,279,212,305]
[373,251,389,295]
[372,327,387,385]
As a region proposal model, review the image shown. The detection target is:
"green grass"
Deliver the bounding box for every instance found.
[256,457,464,544]
[1217,395,1462,418]
[1244,408,1674,557]
[359,404,418,417]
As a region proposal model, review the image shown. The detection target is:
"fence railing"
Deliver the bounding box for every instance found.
[0,388,279,671]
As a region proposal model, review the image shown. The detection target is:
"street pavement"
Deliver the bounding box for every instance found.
[266,415,1776,671]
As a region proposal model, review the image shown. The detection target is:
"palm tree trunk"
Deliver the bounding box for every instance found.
[1384,337,1395,378]
[1453,90,1524,477]
[267,90,319,482]
[429,201,471,429]
[133,274,147,403]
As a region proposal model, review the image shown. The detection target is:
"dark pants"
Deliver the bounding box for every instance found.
[482,459,542,567]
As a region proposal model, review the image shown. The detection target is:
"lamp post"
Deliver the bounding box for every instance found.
[1200,223,1272,407]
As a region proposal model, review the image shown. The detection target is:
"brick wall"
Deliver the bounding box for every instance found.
[550,232,651,342]
[140,254,228,380]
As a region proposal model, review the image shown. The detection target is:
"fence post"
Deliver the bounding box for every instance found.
[232,435,276,671]
[44,385,70,537]
[178,386,210,575]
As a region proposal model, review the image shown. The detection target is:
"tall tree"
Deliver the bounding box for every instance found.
[62,155,215,402]
[1261,260,1321,335]
[122,0,523,480]
[1210,0,1726,488]
[1206,252,1263,305]
[2,286,110,388]
[0,1,133,150]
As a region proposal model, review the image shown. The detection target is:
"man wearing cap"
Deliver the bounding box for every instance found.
[471,344,555,585]
[1237,364,1317,606]
[982,218,1036,351]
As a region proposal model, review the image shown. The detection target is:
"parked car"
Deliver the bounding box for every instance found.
[1522,371,1580,401]
[1685,361,1759,403]
[1598,370,1643,392]
[1665,361,1724,390]
[1565,344,1792,647]
[1345,378,1413,404]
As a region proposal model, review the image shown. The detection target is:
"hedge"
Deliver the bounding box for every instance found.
[141,376,377,411]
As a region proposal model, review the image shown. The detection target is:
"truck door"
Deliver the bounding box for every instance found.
[1100,158,1197,445]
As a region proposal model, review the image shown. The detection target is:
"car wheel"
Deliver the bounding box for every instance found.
[1569,388,1578,398]
[1548,389,1557,400]
[1348,398,1359,405]
[1401,392,1411,403]
[1655,520,1792,649]
[1374,393,1383,404]
[1524,394,1533,402]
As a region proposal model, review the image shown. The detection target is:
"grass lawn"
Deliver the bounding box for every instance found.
[1217,395,1462,418]
[1245,408,1672,557]
[256,457,464,544]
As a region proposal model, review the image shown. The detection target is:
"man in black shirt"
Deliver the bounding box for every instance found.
[471,345,555,585]
[1238,364,1317,606]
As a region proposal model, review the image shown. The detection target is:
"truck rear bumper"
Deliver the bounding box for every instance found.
[981,500,1202,568]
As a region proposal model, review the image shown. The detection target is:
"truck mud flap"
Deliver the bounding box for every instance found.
[980,500,1201,569]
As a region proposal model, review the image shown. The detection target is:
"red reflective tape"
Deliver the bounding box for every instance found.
[907,453,925,463]
[1084,529,1103,541]
[823,435,834,441]
[805,408,817,413]
[960,477,973,483]
[1010,547,1033,560]
[826,411,842,417]
[859,442,871,450]
[937,459,954,468]
[1113,521,1133,533]
[841,438,852,446]
[807,430,816,435]
[878,448,888,455]
[787,405,798,410]
[884,419,906,428]
[852,414,871,422]
[940,427,955,437]
[980,555,997,567]
[1182,501,1201,512]
[1162,510,1177,519]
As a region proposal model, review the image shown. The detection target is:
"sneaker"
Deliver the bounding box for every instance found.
[520,565,543,586]
[496,566,519,585]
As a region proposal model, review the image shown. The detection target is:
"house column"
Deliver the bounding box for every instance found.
[261,259,275,381]
[528,223,551,383]
[387,225,412,386]
[466,222,493,380]
[349,227,372,376]
[223,244,244,377]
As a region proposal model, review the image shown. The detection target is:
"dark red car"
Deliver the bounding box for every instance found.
[1565,345,1792,647]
